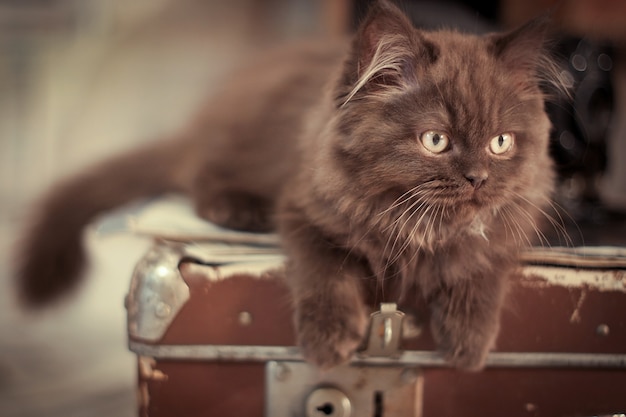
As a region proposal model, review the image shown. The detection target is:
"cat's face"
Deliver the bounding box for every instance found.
[332,2,555,224]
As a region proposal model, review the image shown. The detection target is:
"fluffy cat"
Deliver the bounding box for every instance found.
[15,0,561,370]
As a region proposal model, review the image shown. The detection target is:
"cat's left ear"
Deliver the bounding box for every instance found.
[489,16,568,98]
[338,0,436,105]
[489,15,555,77]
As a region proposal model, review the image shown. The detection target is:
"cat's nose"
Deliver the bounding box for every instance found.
[465,172,488,190]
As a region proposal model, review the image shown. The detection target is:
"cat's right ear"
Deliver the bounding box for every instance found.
[336,0,437,106]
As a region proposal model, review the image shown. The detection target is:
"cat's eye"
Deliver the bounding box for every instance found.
[420,131,449,154]
[489,133,514,155]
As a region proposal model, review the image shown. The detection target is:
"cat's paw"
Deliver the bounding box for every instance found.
[194,191,274,232]
[433,327,495,371]
[296,303,368,369]
[441,339,491,371]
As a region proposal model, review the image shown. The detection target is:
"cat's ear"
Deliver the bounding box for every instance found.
[489,16,566,97]
[490,15,569,98]
[337,0,436,106]
[490,16,553,72]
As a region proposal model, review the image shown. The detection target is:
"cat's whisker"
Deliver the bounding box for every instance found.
[540,203,576,248]
[403,202,440,258]
[385,202,434,268]
[508,201,552,248]
[499,207,523,242]
[349,187,430,272]
[387,203,440,279]
[378,190,420,219]
[437,204,446,239]
[496,206,515,244]
[383,206,419,266]
[511,192,575,248]
[426,203,441,246]
[382,197,429,234]
[540,198,583,247]
[377,183,434,217]
[500,205,532,248]
[377,191,438,283]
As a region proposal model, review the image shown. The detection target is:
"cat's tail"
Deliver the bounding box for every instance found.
[14,139,187,308]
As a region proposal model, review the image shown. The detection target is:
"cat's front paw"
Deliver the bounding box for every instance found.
[296,303,368,369]
[442,339,491,371]
[433,326,495,371]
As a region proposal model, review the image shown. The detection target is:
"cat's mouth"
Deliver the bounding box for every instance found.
[460,184,499,207]
[383,182,498,219]
[447,189,499,218]
[438,186,487,207]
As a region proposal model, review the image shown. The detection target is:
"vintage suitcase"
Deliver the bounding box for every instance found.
[124,199,626,417]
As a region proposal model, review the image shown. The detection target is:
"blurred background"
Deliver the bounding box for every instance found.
[0,0,624,416]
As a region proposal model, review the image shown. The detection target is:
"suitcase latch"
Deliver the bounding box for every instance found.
[360,303,405,358]
[265,303,422,417]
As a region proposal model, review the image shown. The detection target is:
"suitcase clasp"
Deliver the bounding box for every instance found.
[360,303,405,358]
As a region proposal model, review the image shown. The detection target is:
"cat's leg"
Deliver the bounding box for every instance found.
[428,270,508,371]
[193,188,274,232]
[191,168,274,232]
[280,207,370,369]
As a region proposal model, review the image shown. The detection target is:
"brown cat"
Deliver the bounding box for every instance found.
[15,0,563,370]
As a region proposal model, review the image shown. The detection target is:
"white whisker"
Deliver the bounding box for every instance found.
[499,205,532,247]
[384,201,434,271]
[377,182,436,217]
[511,192,575,248]
[509,202,551,247]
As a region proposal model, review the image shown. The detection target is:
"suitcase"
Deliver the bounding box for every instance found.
[124,199,626,417]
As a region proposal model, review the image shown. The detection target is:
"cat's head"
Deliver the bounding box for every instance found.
[329,0,561,224]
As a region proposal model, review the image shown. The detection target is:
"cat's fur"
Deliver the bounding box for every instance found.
[15,0,560,370]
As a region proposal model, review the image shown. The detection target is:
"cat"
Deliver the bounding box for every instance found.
[14,0,563,371]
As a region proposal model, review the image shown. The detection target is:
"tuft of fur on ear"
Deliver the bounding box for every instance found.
[337,0,437,106]
[489,15,570,100]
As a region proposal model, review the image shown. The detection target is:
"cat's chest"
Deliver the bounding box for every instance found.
[370,209,489,252]
[349,211,489,268]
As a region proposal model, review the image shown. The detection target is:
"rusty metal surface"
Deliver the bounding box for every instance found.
[129,341,626,369]
[127,242,190,342]
[266,361,423,417]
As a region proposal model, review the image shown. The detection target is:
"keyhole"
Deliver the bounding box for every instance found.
[305,387,350,417]
[373,391,384,417]
[316,403,334,415]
